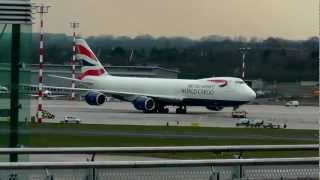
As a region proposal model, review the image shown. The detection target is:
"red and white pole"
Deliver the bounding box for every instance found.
[36,5,50,123]
[71,31,76,100]
[70,22,79,100]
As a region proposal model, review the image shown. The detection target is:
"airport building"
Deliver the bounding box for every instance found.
[246,79,318,98]
[267,81,318,98]
[245,79,264,90]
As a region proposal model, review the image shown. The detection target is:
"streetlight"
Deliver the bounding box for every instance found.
[70,21,80,100]
[239,47,251,79]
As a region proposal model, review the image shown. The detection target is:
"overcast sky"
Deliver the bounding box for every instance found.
[32,0,318,40]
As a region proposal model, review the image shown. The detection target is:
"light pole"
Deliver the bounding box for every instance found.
[35,4,50,124]
[70,21,79,100]
[239,47,251,79]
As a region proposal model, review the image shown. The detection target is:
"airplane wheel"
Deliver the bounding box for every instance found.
[158,107,169,113]
[176,107,186,114]
[233,106,239,111]
[163,108,169,113]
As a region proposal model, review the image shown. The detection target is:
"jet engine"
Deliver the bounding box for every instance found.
[206,106,224,111]
[132,96,156,112]
[85,91,106,106]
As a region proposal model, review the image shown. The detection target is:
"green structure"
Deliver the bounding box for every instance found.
[0,0,32,162]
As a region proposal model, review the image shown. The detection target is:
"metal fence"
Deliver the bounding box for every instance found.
[0,144,317,155]
[0,145,318,179]
[0,158,318,180]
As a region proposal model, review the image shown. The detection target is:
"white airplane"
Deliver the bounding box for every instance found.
[51,39,256,114]
[28,88,66,99]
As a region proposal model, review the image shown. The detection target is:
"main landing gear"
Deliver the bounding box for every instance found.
[157,106,169,113]
[142,102,169,113]
[143,104,186,114]
[176,106,187,114]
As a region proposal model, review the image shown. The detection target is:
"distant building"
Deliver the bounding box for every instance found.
[244,79,317,98]
[300,81,318,87]
[245,79,264,90]
[265,81,317,98]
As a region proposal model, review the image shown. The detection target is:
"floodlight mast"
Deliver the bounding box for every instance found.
[35,4,50,124]
[239,47,251,79]
[70,21,80,100]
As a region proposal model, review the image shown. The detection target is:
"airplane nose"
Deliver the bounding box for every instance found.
[248,88,256,101]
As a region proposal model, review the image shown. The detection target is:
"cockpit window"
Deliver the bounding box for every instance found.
[235,81,245,84]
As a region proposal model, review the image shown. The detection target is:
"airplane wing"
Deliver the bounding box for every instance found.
[38,85,184,103]
[43,75,184,103]
[48,75,94,85]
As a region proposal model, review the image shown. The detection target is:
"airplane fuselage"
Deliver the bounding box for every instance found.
[75,38,256,113]
[84,75,256,108]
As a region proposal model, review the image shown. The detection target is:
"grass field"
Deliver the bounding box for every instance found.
[0,123,318,159]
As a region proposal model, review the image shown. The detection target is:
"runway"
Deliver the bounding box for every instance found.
[30,100,319,130]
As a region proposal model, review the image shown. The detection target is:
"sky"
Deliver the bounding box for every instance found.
[32,0,318,40]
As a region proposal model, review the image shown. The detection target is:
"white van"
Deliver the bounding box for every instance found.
[285,100,299,107]
[62,116,81,124]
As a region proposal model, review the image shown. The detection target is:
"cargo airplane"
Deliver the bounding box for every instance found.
[50,39,256,114]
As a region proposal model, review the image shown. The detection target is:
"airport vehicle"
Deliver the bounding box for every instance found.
[42,110,55,119]
[235,118,264,127]
[285,100,299,107]
[250,119,264,127]
[36,110,55,119]
[236,118,286,129]
[231,110,247,118]
[49,39,256,114]
[235,118,250,127]
[262,122,282,129]
[31,89,66,99]
[61,116,81,124]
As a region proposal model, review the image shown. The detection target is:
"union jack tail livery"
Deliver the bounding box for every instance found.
[76,39,107,80]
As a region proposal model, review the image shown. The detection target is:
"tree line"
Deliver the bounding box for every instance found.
[31,34,318,82]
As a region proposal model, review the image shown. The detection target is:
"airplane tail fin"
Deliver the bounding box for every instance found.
[75,39,108,80]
